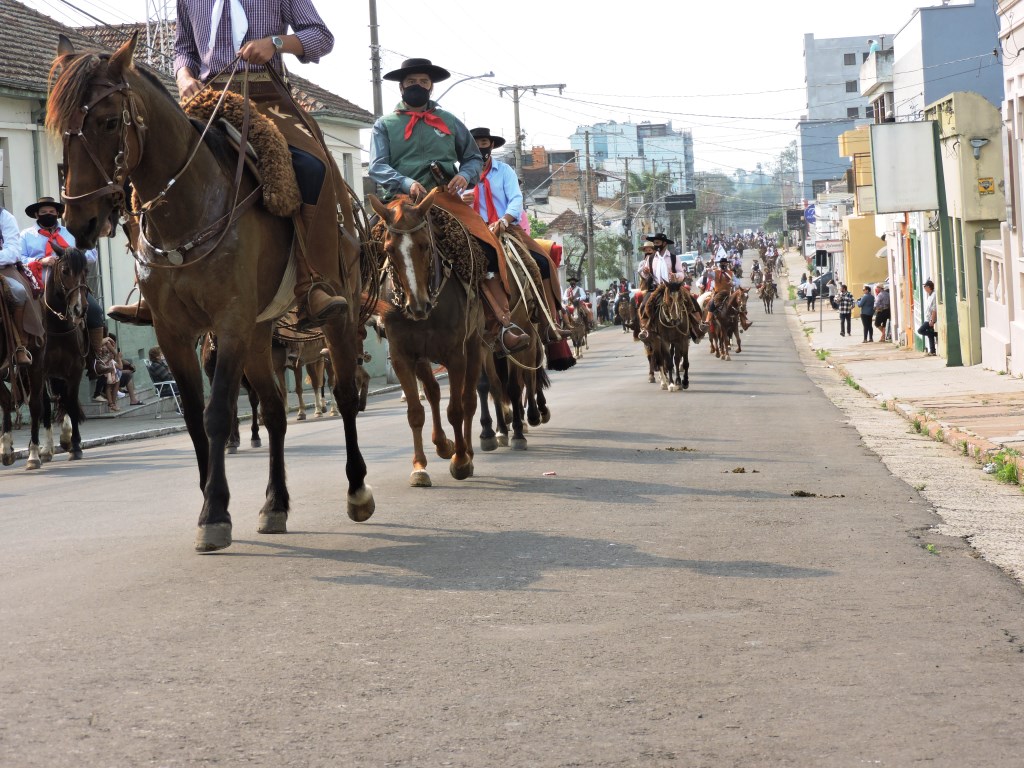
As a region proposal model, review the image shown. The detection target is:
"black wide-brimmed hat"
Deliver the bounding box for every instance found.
[26,196,64,218]
[568,276,578,283]
[646,232,674,245]
[383,58,451,83]
[470,127,506,148]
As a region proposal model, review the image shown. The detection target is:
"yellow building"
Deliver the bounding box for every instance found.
[838,126,887,316]
[923,91,1005,366]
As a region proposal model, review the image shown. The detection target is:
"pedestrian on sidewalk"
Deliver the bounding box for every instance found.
[918,280,938,355]
[827,279,838,310]
[837,283,854,336]
[805,276,818,311]
[857,285,875,342]
[874,284,891,342]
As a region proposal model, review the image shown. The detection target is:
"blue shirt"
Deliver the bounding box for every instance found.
[470,159,521,223]
[20,225,98,268]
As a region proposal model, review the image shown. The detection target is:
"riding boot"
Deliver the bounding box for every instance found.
[541,278,571,340]
[88,326,114,377]
[11,306,32,365]
[480,275,529,353]
[108,296,153,326]
[741,314,753,331]
[294,203,348,329]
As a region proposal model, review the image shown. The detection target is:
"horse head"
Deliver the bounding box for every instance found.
[370,189,439,320]
[47,33,148,248]
[47,242,90,325]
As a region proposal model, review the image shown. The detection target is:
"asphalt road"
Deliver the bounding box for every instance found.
[3,270,1024,767]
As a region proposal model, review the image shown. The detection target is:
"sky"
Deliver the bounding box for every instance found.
[22,0,983,174]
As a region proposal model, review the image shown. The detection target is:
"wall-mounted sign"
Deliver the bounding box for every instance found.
[978,177,995,195]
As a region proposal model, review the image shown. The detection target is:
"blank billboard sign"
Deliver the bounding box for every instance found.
[870,122,940,214]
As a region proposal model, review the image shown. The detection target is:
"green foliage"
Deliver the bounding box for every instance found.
[912,417,923,434]
[529,214,549,238]
[934,429,944,442]
[992,449,1022,485]
[844,376,860,391]
[815,348,830,360]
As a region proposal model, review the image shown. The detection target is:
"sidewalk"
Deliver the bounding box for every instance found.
[782,248,1024,472]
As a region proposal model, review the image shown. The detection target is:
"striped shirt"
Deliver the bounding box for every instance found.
[174,0,334,80]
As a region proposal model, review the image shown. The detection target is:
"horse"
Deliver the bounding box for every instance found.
[564,294,589,358]
[759,279,777,314]
[617,294,636,334]
[50,34,374,551]
[642,283,692,392]
[200,333,265,454]
[706,288,746,361]
[477,238,551,452]
[281,339,332,421]
[369,189,483,487]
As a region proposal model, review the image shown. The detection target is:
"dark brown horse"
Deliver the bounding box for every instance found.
[643,283,692,391]
[370,190,483,487]
[49,35,374,551]
[1,244,89,469]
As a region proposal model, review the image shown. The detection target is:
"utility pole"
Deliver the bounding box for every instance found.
[368,0,383,118]
[498,83,566,184]
[584,130,596,294]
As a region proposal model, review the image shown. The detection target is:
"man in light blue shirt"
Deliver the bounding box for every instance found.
[468,127,569,339]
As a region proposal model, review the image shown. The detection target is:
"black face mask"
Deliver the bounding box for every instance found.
[402,85,430,108]
[478,148,491,162]
[37,214,59,229]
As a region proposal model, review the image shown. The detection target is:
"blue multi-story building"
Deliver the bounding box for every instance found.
[570,121,694,194]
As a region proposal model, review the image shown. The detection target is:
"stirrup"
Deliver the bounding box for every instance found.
[14,346,32,365]
[498,322,529,356]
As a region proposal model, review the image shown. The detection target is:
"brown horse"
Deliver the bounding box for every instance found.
[707,288,748,361]
[759,280,777,314]
[370,190,483,487]
[49,35,374,551]
[617,294,636,334]
[564,294,589,358]
[643,283,692,391]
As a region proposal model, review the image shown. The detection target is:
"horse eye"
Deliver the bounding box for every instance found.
[104,117,119,131]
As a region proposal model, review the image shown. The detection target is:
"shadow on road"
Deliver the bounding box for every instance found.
[228,523,834,590]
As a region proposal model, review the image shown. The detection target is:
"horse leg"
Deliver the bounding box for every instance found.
[40,384,53,463]
[226,385,241,454]
[322,318,373,520]
[491,356,511,447]
[393,353,431,487]
[447,344,476,480]
[311,361,325,417]
[476,365,498,452]
[25,367,45,471]
[681,341,690,390]
[243,333,289,533]
[507,367,528,450]
[525,369,541,427]
[66,370,85,461]
[293,363,307,421]
[246,383,262,448]
[417,359,453,460]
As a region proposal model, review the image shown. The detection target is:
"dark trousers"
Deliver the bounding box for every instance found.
[839,312,851,335]
[806,296,816,310]
[861,314,874,341]
[918,322,937,354]
[875,309,890,338]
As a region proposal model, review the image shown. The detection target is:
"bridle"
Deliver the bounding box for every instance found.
[379,211,449,318]
[59,57,260,269]
[42,256,89,336]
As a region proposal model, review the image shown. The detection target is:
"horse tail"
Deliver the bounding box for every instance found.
[536,368,550,391]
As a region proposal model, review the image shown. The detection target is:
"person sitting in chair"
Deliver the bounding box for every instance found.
[369,57,527,353]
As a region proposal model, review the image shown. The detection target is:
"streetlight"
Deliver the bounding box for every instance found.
[434,71,495,103]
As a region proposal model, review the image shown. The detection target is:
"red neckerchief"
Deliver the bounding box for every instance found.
[399,108,452,141]
[473,159,499,224]
[39,227,70,259]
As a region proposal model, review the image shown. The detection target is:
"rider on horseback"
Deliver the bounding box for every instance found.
[369,58,527,353]
[636,234,692,340]
[110,0,351,330]
[19,197,112,375]
[466,127,570,341]
[563,277,595,329]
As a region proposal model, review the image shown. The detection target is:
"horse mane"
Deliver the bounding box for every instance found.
[62,246,88,275]
[47,50,178,137]
[47,52,105,135]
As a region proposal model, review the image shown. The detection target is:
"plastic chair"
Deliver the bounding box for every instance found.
[144,360,183,416]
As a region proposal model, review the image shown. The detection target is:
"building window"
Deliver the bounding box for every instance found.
[863,52,870,63]
[846,80,859,93]
[866,104,875,119]
[847,107,860,118]
[844,53,856,66]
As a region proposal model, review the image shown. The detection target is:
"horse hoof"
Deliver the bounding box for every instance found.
[668,384,678,392]
[436,439,455,460]
[450,460,474,480]
[480,436,498,452]
[257,510,288,534]
[226,444,238,455]
[297,411,306,421]
[315,411,323,418]
[195,523,232,553]
[251,438,262,449]
[683,381,690,390]
[541,410,551,424]
[25,458,41,471]
[527,415,540,427]
[521,424,529,434]
[40,451,53,464]
[68,448,83,461]
[660,382,668,390]
[496,434,509,448]
[1,455,12,467]
[347,485,375,522]
[510,437,528,451]
[410,469,432,487]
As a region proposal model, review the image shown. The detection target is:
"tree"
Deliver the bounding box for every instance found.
[594,232,629,283]
[529,213,549,238]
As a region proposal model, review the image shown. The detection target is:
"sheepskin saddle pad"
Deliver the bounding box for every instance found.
[183,90,302,218]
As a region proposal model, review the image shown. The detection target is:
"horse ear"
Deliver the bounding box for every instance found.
[107,31,139,80]
[51,242,66,258]
[416,187,439,214]
[368,194,390,221]
[57,35,76,57]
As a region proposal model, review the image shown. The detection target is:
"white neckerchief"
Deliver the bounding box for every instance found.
[208,0,249,56]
